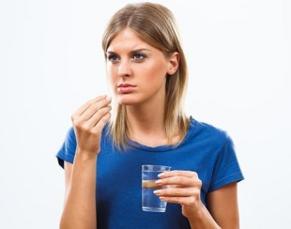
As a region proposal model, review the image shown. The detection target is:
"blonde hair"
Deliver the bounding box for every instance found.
[102,2,190,150]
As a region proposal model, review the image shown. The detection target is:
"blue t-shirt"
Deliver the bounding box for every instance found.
[56,117,244,229]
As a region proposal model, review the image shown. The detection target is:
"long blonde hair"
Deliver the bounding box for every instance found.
[102,2,190,150]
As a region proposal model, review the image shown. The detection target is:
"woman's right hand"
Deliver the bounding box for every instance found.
[71,95,112,157]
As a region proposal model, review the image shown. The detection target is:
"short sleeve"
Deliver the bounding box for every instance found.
[208,135,244,192]
[56,126,77,169]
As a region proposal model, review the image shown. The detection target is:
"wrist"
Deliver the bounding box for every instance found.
[186,200,205,221]
[186,201,221,229]
[76,147,99,161]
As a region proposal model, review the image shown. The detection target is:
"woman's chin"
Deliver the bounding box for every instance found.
[116,94,140,105]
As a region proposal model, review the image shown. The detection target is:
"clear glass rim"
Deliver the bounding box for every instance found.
[141,164,171,172]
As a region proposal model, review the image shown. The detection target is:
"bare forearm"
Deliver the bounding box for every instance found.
[60,150,97,229]
[188,202,221,229]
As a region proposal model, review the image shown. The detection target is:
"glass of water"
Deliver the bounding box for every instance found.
[141,164,171,212]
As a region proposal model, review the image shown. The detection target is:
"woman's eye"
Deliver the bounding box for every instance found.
[107,55,119,63]
[132,53,146,61]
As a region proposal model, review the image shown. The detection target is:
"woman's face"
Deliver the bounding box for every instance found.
[106,28,178,105]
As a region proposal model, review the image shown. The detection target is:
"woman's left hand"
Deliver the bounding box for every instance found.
[154,170,203,219]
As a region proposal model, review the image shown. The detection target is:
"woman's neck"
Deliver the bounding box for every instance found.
[124,94,181,146]
[126,98,165,137]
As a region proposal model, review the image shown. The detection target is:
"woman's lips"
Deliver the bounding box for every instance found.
[117,84,136,94]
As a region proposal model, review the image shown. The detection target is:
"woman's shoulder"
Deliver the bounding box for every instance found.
[188,116,232,146]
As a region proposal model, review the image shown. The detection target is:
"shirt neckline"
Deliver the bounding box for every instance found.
[126,116,197,152]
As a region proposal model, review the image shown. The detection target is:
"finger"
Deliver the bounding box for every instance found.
[158,170,198,178]
[159,196,194,206]
[73,95,106,117]
[80,96,111,121]
[156,176,201,187]
[91,112,111,133]
[154,187,196,197]
[86,106,112,128]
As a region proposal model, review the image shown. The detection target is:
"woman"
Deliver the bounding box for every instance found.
[56,2,244,229]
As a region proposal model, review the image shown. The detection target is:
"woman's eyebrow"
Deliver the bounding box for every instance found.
[106,48,151,55]
[131,48,151,53]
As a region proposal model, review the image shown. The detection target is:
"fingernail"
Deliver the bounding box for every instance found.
[155,179,162,184]
[158,173,165,178]
[153,190,161,194]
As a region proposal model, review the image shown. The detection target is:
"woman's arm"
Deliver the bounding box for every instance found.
[185,183,239,229]
[206,183,240,229]
[155,171,240,229]
[59,95,112,229]
[60,151,97,229]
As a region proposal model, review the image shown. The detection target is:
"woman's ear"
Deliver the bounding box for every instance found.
[167,52,180,75]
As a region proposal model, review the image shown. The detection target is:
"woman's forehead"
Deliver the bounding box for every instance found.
[107,29,153,52]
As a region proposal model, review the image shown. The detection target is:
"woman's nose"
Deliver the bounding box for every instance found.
[117,59,132,77]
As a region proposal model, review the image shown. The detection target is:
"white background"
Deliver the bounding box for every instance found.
[0,0,290,228]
